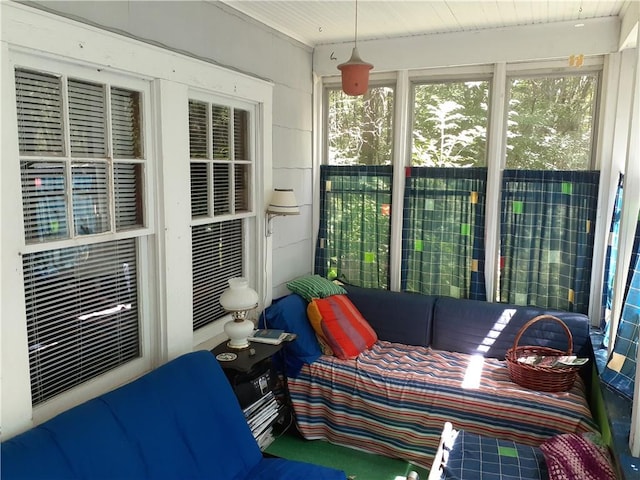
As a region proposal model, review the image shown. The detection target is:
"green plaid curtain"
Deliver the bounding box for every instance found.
[500,170,600,313]
[314,165,392,289]
[401,167,487,299]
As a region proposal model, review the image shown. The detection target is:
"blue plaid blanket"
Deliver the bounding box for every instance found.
[442,430,548,480]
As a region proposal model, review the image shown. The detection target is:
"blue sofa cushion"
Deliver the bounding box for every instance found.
[432,296,591,360]
[0,428,77,479]
[2,351,262,480]
[343,284,436,347]
[260,293,322,377]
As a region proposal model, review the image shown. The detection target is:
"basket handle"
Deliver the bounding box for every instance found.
[512,314,573,355]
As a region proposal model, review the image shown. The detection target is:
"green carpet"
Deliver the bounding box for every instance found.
[265,432,430,480]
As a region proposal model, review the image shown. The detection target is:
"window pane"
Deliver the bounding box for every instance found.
[506,74,598,170]
[189,100,208,159]
[213,163,231,215]
[192,220,243,330]
[21,161,69,243]
[234,109,249,160]
[114,162,144,230]
[212,105,230,159]
[15,69,65,156]
[111,87,142,159]
[412,81,489,167]
[234,164,249,213]
[72,162,110,236]
[328,87,394,165]
[190,162,209,217]
[24,238,140,405]
[68,79,107,158]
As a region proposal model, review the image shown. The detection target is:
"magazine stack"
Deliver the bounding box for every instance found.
[242,390,281,450]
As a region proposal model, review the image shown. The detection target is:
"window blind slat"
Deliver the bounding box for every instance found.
[212,105,230,159]
[234,109,248,160]
[213,163,231,215]
[190,163,209,217]
[191,220,243,330]
[72,163,110,236]
[24,239,140,405]
[68,79,106,158]
[114,163,143,230]
[15,69,64,156]
[111,87,142,159]
[21,161,69,243]
[234,164,249,212]
[189,100,208,159]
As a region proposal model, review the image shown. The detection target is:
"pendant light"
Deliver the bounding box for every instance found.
[338,0,373,96]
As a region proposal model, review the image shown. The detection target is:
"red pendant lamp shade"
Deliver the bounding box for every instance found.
[338,0,373,96]
[338,47,373,96]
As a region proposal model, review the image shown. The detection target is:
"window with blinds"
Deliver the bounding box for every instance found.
[188,98,252,331]
[192,221,243,330]
[15,67,146,405]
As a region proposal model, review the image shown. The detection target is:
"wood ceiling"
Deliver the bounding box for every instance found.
[218,0,629,47]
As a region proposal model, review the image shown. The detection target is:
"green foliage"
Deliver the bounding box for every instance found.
[506,74,598,170]
[412,81,489,167]
[328,87,394,165]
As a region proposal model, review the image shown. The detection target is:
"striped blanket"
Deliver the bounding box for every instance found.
[288,341,597,469]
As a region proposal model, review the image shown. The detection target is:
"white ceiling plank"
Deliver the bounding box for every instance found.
[219,0,627,47]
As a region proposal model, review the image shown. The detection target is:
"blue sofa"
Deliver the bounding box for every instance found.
[1,350,346,480]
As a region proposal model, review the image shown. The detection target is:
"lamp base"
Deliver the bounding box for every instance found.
[224,318,254,350]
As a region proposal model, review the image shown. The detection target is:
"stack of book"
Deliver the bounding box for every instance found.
[248,329,288,345]
[243,390,281,450]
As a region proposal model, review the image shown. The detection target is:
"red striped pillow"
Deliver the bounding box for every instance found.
[307,295,378,359]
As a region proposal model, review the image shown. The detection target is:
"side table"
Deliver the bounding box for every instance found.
[211,341,289,450]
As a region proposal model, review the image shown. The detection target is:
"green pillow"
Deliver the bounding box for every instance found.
[286,275,347,302]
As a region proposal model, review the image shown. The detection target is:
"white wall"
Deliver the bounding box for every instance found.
[24,0,316,298]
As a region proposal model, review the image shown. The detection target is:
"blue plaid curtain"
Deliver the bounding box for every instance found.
[601,216,640,399]
[500,170,600,313]
[401,167,487,300]
[602,174,624,346]
[314,165,392,289]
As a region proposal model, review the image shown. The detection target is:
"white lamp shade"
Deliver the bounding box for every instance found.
[267,189,300,216]
[219,278,259,312]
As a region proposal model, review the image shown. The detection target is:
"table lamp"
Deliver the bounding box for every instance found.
[219,277,259,349]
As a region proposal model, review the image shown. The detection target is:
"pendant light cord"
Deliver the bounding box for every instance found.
[354,0,358,48]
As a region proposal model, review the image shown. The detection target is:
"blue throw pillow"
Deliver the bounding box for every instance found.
[260,294,322,377]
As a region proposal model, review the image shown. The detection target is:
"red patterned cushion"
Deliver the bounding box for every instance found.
[307,295,378,360]
[540,433,616,480]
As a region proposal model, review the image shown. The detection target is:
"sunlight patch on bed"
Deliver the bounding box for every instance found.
[462,354,486,389]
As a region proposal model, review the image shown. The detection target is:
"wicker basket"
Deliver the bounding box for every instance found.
[505,315,580,393]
